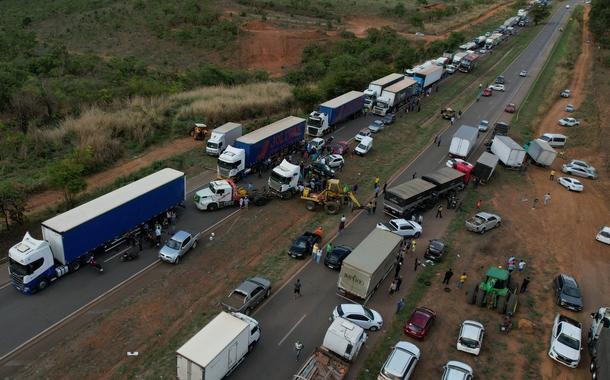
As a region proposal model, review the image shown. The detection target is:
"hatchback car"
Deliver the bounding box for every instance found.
[478,119,490,132]
[558,117,580,127]
[332,304,383,331]
[482,87,492,97]
[465,212,501,233]
[308,137,325,152]
[324,245,353,270]
[489,83,505,91]
[505,103,517,113]
[354,136,373,156]
[495,75,505,84]
[596,226,610,245]
[368,120,385,133]
[378,341,420,380]
[457,320,485,356]
[554,274,583,311]
[548,314,582,368]
[383,113,396,125]
[558,177,583,192]
[159,230,198,264]
[561,163,598,179]
[376,219,422,238]
[442,361,474,380]
[519,69,528,77]
[321,154,344,169]
[287,232,321,259]
[355,128,372,142]
[565,104,575,112]
[560,89,571,98]
[424,239,445,262]
[404,307,436,339]
[310,161,335,178]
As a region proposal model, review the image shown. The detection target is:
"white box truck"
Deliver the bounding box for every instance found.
[491,135,526,168]
[337,229,402,302]
[363,73,404,109]
[176,312,260,380]
[527,139,557,167]
[206,123,243,156]
[449,125,478,158]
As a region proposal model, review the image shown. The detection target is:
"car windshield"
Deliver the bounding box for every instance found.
[307,117,322,128]
[459,337,480,348]
[166,239,181,250]
[564,285,581,298]
[294,239,307,249]
[408,322,423,332]
[357,143,367,150]
[558,333,580,350]
[481,121,489,126]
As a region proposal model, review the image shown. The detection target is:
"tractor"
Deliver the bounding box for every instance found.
[301,179,363,215]
[189,123,208,141]
[467,266,518,316]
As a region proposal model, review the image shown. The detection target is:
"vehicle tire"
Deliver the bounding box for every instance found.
[265,289,271,298]
[414,232,421,238]
[324,201,341,215]
[480,228,486,234]
[506,293,518,315]
[476,287,486,307]
[496,295,507,314]
[370,326,379,332]
[208,203,218,211]
[37,278,48,291]
[467,283,478,304]
[306,201,317,212]
[192,240,198,249]
[174,256,180,265]
[69,260,81,272]
[589,175,595,179]
[245,307,252,316]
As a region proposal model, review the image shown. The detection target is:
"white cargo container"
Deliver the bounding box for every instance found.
[491,135,526,168]
[449,125,478,158]
[176,312,260,380]
[206,123,243,156]
[527,139,557,167]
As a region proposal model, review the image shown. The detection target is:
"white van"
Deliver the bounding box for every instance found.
[322,317,367,361]
[355,136,373,156]
[538,133,567,148]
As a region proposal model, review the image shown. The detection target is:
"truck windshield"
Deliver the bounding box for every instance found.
[270,171,291,184]
[307,117,322,128]
[206,141,218,149]
[9,257,43,276]
[218,159,240,170]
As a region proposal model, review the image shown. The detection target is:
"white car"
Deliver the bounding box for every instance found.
[562,163,598,179]
[446,64,457,74]
[565,4,571,8]
[558,177,583,192]
[442,361,474,380]
[457,320,485,355]
[355,128,371,142]
[519,69,528,77]
[376,219,422,238]
[378,341,420,380]
[561,89,571,98]
[488,83,505,91]
[308,137,325,151]
[478,120,490,132]
[558,117,581,127]
[321,154,344,169]
[446,158,473,169]
[596,226,610,245]
[332,304,383,331]
[565,103,575,112]
[566,159,596,171]
[548,314,582,368]
[368,120,385,133]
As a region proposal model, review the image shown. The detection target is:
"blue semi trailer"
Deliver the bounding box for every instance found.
[306,91,364,137]
[217,116,305,179]
[8,168,186,294]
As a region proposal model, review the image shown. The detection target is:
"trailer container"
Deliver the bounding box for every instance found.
[383,179,437,218]
[449,125,478,158]
[363,73,405,108]
[307,91,364,136]
[413,65,443,90]
[472,152,499,183]
[372,78,418,116]
[421,167,466,195]
[491,135,526,168]
[527,139,557,167]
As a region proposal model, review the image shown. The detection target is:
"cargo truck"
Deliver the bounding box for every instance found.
[267,159,301,197]
[471,152,499,183]
[372,78,418,116]
[217,116,305,180]
[8,169,186,294]
[588,307,610,380]
[449,125,478,158]
[206,122,243,156]
[337,229,402,302]
[363,73,404,109]
[459,53,479,73]
[491,135,526,168]
[306,91,364,137]
[176,311,260,380]
[526,139,557,167]
[413,65,443,91]
[421,167,467,194]
[405,61,434,78]
[452,51,469,67]
[485,33,504,49]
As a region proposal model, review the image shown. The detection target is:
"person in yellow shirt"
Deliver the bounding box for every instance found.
[458,272,468,288]
[549,169,556,181]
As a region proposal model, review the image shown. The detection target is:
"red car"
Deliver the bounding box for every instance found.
[331,141,349,155]
[482,88,492,97]
[505,103,516,113]
[403,307,436,339]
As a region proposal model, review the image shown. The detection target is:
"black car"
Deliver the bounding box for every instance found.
[554,274,583,311]
[310,161,336,178]
[324,245,353,270]
[382,113,396,125]
[495,75,505,85]
[288,232,321,259]
[423,239,445,262]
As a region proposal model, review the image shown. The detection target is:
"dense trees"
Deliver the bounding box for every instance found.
[589,0,610,48]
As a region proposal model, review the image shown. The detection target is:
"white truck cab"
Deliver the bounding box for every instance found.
[323,317,367,361]
[218,145,246,179]
[194,180,238,211]
[206,123,243,156]
[306,111,329,137]
[268,159,300,195]
[8,233,65,293]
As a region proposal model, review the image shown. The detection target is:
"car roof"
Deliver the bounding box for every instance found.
[558,320,582,338]
[410,308,434,325]
[339,303,366,315]
[476,212,496,219]
[237,279,260,293]
[171,230,191,242]
[445,361,473,380]
[384,342,420,376]
[559,274,578,287]
[461,321,484,339]
[359,136,373,144]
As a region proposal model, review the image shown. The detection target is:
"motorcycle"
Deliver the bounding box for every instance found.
[120,248,140,262]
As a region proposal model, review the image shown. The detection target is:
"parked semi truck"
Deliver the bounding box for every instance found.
[491,135,526,168]
[452,51,469,67]
[459,53,479,73]
[217,116,305,180]
[589,307,610,380]
[472,152,499,184]
[294,318,367,380]
[206,122,243,156]
[372,78,418,116]
[413,65,443,90]
[176,311,260,380]
[449,125,478,158]
[526,139,556,167]
[363,73,404,109]
[383,168,465,218]
[8,168,186,294]
[337,228,403,302]
[306,91,364,137]
[267,159,301,196]
[485,33,504,49]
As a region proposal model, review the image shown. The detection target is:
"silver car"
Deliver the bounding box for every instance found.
[562,163,598,179]
[159,230,200,264]
[222,276,271,314]
[465,212,501,234]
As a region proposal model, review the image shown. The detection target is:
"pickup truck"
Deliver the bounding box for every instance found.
[464,212,501,234]
[288,231,322,259]
[222,276,271,314]
[159,230,200,264]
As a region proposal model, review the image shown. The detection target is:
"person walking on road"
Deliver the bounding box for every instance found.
[520,277,530,293]
[436,205,443,218]
[294,279,302,298]
[295,341,304,361]
[396,276,403,291]
[437,137,441,147]
[372,199,377,213]
[549,169,555,181]
[443,268,454,285]
[389,279,397,294]
[417,214,423,226]
[414,257,420,272]
[396,298,405,314]
[411,239,417,253]
[339,215,346,233]
[518,259,526,272]
[544,192,551,205]
[382,182,387,194]
[395,260,403,279]
[457,272,467,288]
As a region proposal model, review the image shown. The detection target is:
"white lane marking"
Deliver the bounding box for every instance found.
[0,282,11,290]
[278,314,307,346]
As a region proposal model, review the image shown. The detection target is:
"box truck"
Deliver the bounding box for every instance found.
[589,307,610,380]
[337,229,402,302]
[413,65,443,90]
[306,91,364,137]
[206,123,243,156]
[372,78,418,116]
[8,169,186,294]
[363,73,405,108]
[472,152,499,183]
[526,139,557,167]
[452,51,469,66]
[459,53,479,73]
[176,312,260,380]
[217,116,305,180]
[449,125,478,158]
[491,135,526,168]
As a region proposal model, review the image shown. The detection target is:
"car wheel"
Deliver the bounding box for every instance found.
[589,175,594,179]
[480,228,486,234]
[414,232,421,238]
[265,289,271,298]
[69,260,81,272]
[496,295,507,314]
[370,326,379,332]
[192,240,198,249]
[175,256,180,265]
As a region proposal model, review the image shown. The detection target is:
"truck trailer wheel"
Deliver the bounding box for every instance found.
[306,201,317,211]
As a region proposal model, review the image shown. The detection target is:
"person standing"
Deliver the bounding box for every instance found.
[389,279,397,294]
[295,341,304,361]
[436,205,443,218]
[476,199,481,209]
[412,172,417,179]
[367,201,373,214]
[458,110,462,119]
[508,261,516,274]
[326,242,332,258]
[244,196,250,209]
[374,176,380,189]
[239,197,244,209]
[543,192,551,205]
[375,184,380,198]
[518,259,526,272]
[450,116,455,126]
[382,182,387,194]
[411,239,417,253]
[352,183,358,194]
[395,260,403,278]
[532,198,539,209]
[155,223,162,247]
[372,199,377,213]
[339,215,346,233]
[442,268,454,285]
[549,169,555,181]
[414,257,420,272]
[417,214,423,226]
[437,137,441,147]
[520,277,530,293]
[315,246,323,263]
[312,242,319,259]
[294,279,302,298]
[396,298,405,314]
[457,272,467,288]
